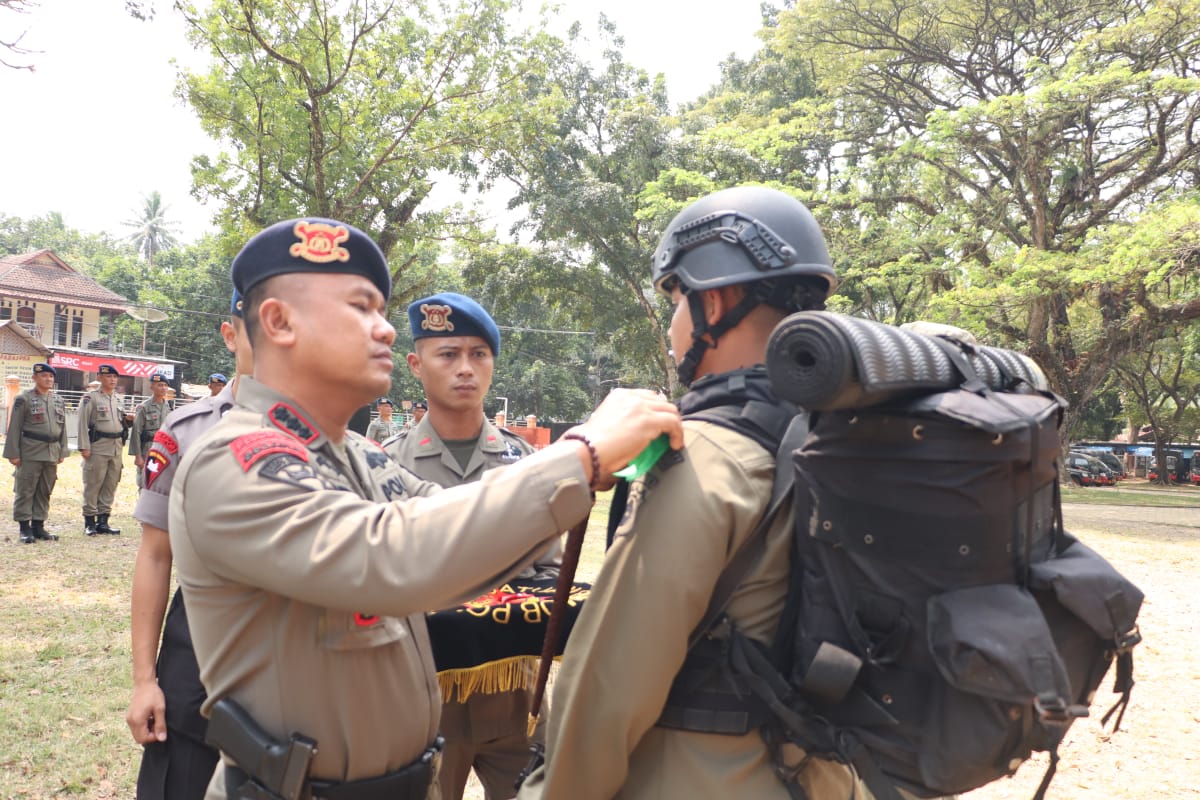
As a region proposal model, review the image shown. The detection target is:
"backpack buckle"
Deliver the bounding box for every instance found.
[1114,624,1141,654]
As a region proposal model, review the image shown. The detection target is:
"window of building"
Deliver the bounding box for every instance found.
[71,315,84,347]
[16,306,35,326]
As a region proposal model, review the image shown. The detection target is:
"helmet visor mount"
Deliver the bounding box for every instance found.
[654,209,800,295]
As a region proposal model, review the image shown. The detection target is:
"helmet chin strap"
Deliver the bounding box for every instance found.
[675,287,763,387]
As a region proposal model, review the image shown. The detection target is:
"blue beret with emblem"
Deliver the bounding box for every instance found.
[231,217,391,301]
[209,373,228,384]
[407,292,501,357]
[231,288,244,318]
[149,374,169,384]
[32,363,55,377]
[413,400,427,410]
[98,364,119,376]
[377,397,393,406]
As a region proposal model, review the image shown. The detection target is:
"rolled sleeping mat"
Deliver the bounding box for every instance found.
[765,311,1049,411]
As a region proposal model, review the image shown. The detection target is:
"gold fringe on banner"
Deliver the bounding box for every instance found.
[437,655,560,703]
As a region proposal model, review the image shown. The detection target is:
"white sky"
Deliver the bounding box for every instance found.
[0,0,765,244]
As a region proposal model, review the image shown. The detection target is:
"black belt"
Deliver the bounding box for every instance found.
[92,430,124,439]
[22,431,55,443]
[225,737,442,800]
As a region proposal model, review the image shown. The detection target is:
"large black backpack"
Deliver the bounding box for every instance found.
[674,312,1144,800]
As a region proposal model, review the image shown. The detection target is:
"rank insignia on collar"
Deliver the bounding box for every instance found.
[290,221,351,264]
[419,303,454,333]
[268,403,319,444]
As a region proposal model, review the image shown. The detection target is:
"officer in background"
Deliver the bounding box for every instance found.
[130,374,173,490]
[127,291,251,800]
[4,362,68,543]
[365,397,403,443]
[384,292,560,800]
[78,363,126,536]
[206,373,228,397]
[520,186,864,799]
[406,399,427,429]
[169,217,680,800]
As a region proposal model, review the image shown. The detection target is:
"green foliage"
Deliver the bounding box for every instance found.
[123,190,180,266]
[177,0,561,313]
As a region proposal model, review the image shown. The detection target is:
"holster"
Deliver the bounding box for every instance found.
[225,739,442,800]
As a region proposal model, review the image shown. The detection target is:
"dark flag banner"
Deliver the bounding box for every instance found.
[426,577,590,703]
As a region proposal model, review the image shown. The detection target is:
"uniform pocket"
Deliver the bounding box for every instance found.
[318,611,410,651]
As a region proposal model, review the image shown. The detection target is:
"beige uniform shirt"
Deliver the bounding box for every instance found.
[3,388,68,462]
[133,385,233,530]
[76,388,126,455]
[365,416,404,443]
[168,378,591,792]
[129,397,172,459]
[520,420,859,800]
[384,415,562,578]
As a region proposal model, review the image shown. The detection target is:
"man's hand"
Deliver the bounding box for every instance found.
[568,389,683,487]
[80,450,91,460]
[8,457,19,467]
[126,680,168,744]
[134,455,146,469]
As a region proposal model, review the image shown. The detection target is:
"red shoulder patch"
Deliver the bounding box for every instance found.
[229,431,310,473]
[144,451,171,490]
[152,429,179,455]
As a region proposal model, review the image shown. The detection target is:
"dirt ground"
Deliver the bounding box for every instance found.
[962,503,1200,800]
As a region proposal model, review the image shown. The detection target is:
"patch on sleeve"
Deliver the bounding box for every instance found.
[144,450,172,490]
[230,431,310,473]
[151,429,179,455]
[258,452,325,490]
[267,403,319,443]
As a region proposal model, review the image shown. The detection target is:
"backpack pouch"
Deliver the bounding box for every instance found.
[1028,536,1144,641]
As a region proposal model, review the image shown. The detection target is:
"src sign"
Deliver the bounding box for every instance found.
[48,354,175,380]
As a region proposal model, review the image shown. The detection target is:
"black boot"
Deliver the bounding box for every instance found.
[18,520,34,544]
[84,515,99,536]
[31,520,57,542]
[96,514,121,535]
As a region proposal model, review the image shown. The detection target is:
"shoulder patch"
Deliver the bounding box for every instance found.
[144,451,171,490]
[151,429,179,455]
[267,402,319,443]
[230,431,310,472]
[258,452,322,489]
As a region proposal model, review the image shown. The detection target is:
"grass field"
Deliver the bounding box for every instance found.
[0,450,1195,799]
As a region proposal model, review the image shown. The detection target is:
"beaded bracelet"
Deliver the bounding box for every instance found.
[562,432,600,491]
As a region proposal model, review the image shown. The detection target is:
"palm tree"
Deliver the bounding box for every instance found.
[124,191,180,267]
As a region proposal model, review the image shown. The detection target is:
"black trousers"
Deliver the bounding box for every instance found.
[137,589,217,800]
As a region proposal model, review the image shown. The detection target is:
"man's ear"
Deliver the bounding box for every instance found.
[406,351,422,379]
[220,321,237,353]
[257,297,295,346]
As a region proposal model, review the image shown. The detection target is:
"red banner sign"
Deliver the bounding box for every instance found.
[48,353,175,380]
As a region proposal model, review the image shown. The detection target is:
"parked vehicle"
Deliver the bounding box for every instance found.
[1066,453,1110,487]
[1092,451,1127,480]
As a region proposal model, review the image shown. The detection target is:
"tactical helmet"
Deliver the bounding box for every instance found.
[652,185,837,296]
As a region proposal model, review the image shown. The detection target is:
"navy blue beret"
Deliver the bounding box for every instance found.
[413,400,427,410]
[231,218,391,301]
[377,397,393,406]
[209,373,228,384]
[149,374,169,384]
[32,363,55,377]
[98,364,119,376]
[408,292,500,356]
[231,288,244,318]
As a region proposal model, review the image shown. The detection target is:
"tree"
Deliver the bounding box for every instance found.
[484,17,684,393]
[124,191,181,267]
[752,0,1200,438]
[1,0,36,71]
[1113,326,1200,483]
[176,0,560,310]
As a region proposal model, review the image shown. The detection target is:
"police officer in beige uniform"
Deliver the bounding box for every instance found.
[130,374,173,490]
[127,291,251,800]
[385,292,560,800]
[78,363,126,536]
[168,217,681,800]
[365,397,403,443]
[4,362,69,543]
[520,187,867,800]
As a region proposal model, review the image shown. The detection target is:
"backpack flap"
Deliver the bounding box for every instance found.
[1028,534,1144,729]
[904,387,1064,436]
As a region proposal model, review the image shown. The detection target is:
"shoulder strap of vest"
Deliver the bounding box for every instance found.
[686,412,808,650]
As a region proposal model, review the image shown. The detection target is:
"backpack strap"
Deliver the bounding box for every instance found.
[687,412,808,650]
